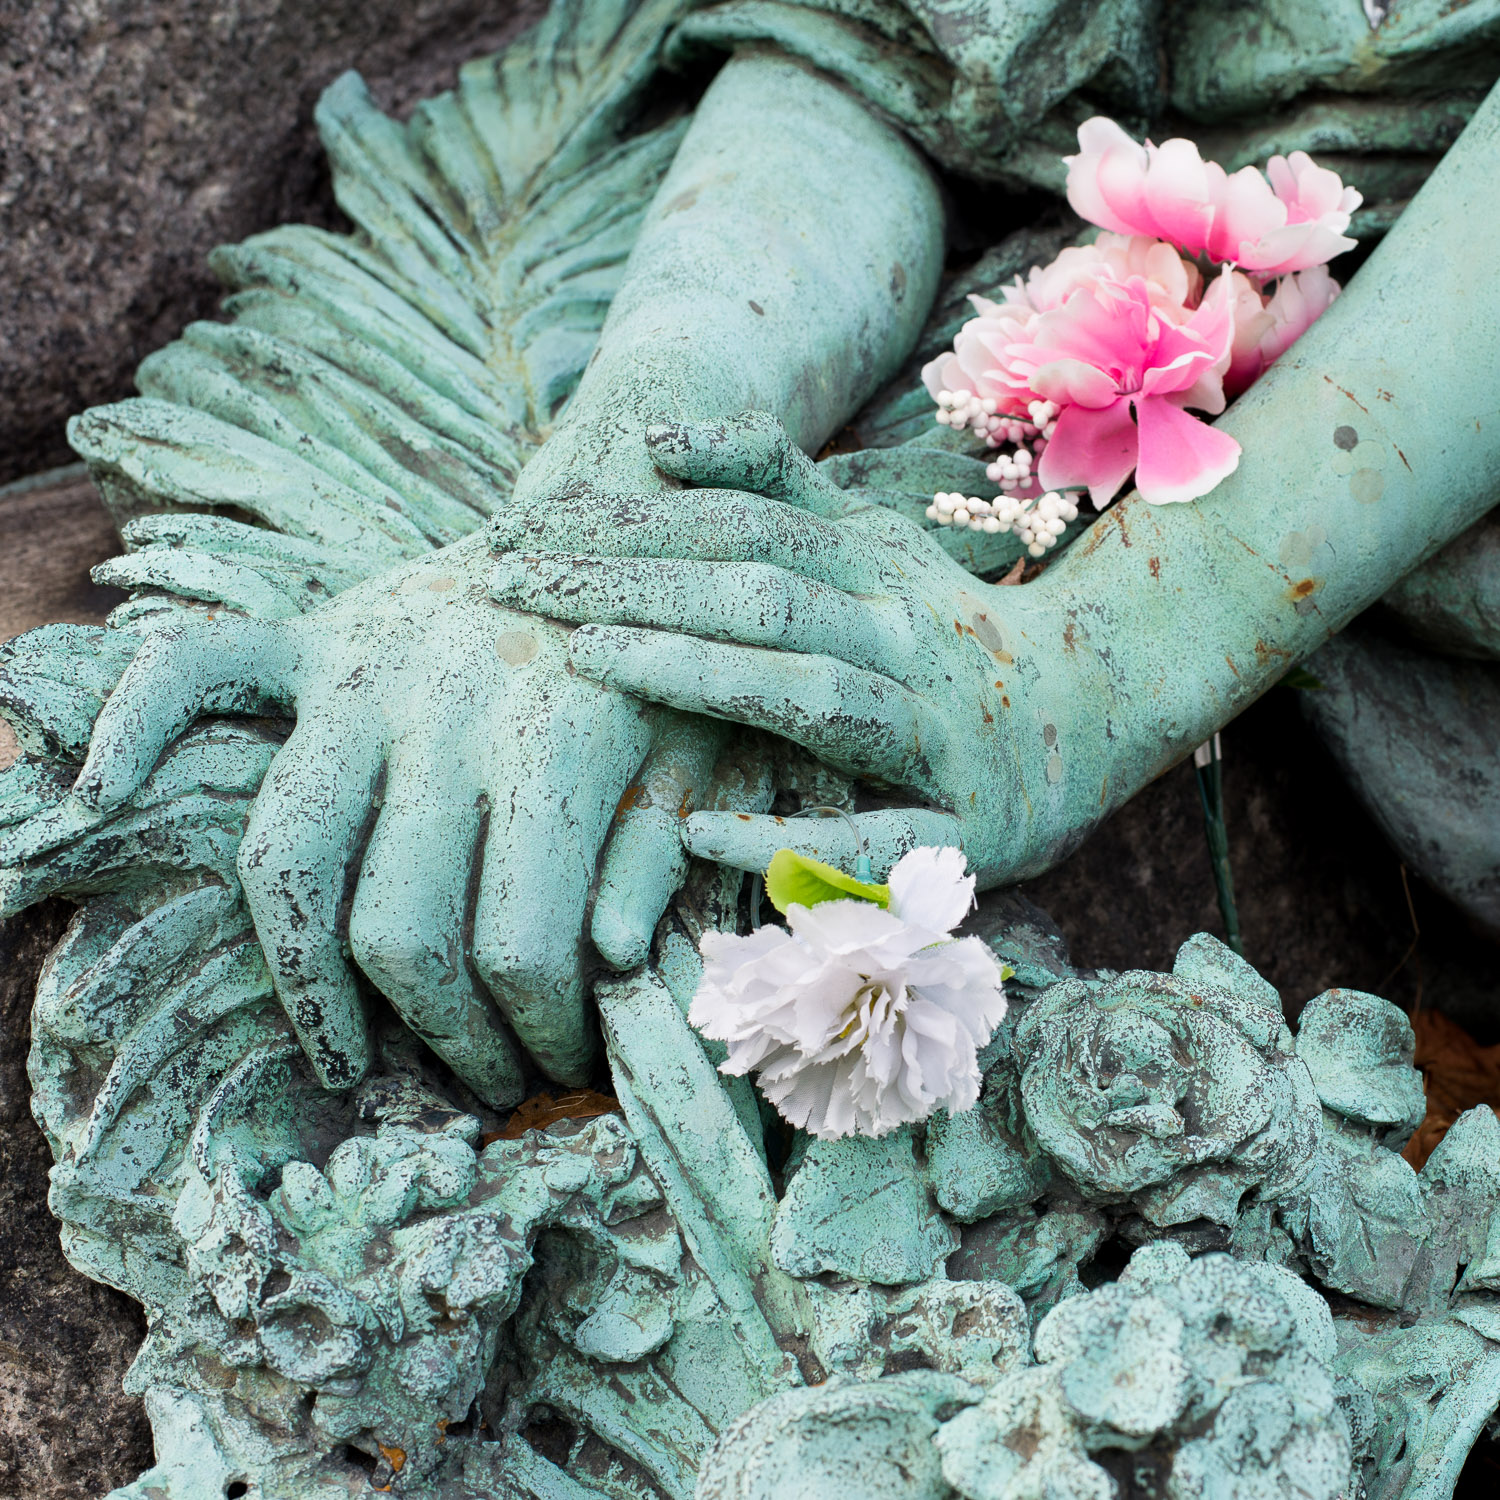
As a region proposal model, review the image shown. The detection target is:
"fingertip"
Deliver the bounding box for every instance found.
[486,509,522,554]
[680,809,779,870]
[70,762,125,814]
[644,420,695,457]
[590,896,656,972]
[566,622,612,669]
[486,555,526,598]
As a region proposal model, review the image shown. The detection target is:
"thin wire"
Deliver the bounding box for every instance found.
[1377,863,1423,1005]
[1193,733,1244,958]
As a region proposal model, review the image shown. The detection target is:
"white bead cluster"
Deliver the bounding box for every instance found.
[925,489,1082,558]
[933,389,1037,447]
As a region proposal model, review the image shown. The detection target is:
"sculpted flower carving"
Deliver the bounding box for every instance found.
[937,1244,1358,1500]
[1012,949,1320,1225]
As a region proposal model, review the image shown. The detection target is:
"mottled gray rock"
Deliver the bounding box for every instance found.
[1302,628,1500,940]
[1381,509,1500,660]
[0,900,152,1500]
[1,0,544,486]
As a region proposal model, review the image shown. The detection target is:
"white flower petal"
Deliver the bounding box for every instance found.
[689,848,1008,1138]
[886,846,976,933]
[785,897,905,951]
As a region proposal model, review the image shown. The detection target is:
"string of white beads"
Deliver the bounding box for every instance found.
[925,488,1081,557]
[933,390,1039,448]
[1025,399,1060,442]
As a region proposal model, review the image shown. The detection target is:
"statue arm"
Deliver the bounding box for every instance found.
[506,50,944,504]
[493,77,1500,887]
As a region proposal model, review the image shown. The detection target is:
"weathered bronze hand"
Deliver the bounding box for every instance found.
[58,51,947,1098]
[491,79,1500,888]
[72,532,671,1098]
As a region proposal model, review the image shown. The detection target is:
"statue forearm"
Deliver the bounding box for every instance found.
[1008,82,1500,853]
[512,51,945,502]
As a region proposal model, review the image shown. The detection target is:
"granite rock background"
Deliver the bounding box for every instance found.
[1,0,545,486]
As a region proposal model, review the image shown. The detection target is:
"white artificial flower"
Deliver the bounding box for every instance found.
[689,847,1008,1139]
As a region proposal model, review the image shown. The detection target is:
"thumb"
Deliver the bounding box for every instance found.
[645,411,850,517]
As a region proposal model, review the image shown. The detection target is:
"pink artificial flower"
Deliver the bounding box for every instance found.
[1006,269,1242,506]
[1212,265,1341,398]
[1065,118,1361,276]
[921,293,1033,417]
[1017,232,1202,318]
[920,235,1200,417]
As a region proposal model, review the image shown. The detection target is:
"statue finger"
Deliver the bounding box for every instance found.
[568,625,930,786]
[488,553,885,664]
[347,744,526,1109]
[469,692,656,1084]
[644,411,849,517]
[591,713,727,970]
[489,490,875,591]
[74,616,295,812]
[236,711,386,1091]
[682,806,964,876]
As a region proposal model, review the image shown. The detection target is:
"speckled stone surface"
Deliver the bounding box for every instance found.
[0,899,153,1499]
[1,0,544,487]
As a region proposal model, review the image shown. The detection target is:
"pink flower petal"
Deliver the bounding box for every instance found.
[1143,138,1216,257]
[1239,221,1357,276]
[1095,143,1158,238]
[1065,118,1359,273]
[1038,397,1139,507]
[1029,356,1121,409]
[1064,118,1147,233]
[1133,397,1241,505]
[1210,165,1286,264]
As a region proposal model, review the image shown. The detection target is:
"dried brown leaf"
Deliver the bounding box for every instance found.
[1402,1009,1500,1170]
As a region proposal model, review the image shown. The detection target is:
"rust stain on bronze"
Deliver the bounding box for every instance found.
[1148,556,1160,579]
[1393,444,1413,473]
[1290,578,1318,600]
[614,782,646,817]
[1322,374,1370,414]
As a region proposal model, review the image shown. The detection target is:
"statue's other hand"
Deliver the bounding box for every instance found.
[489,411,859,557]
[72,534,685,1104]
[488,418,1023,880]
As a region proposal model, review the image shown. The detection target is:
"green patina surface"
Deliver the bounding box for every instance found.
[2,0,1500,1495]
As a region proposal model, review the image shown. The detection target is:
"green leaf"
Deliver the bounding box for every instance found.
[764,849,889,914]
[1281,665,1325,691]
